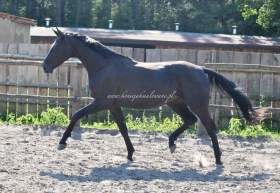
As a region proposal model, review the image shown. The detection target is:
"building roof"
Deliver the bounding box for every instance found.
[0,12,36,26]
[31,27,280,51]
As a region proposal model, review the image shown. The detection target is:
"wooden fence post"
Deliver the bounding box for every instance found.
[197,119,208,137]
[70,63,83,127]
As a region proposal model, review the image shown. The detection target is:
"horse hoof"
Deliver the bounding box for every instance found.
[57,143,67,150]
[127,156,133,162]
[169,144,176,153]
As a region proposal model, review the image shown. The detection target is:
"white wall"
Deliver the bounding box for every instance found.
[0,18,31,43]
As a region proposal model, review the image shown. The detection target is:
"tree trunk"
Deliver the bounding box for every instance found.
[56,0,65,26]
[9,0,18,15]
[75,1,81,27]
[103,0,112,27]
[197,119,208,137]
[26,0,35,18]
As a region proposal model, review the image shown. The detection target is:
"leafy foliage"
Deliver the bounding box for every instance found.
[237,0,280,35]
[1,107,69,126]
[0,107,278,138]
[17,114,37,125]
[221,117,278,138]
[0,0,279,36]
[6,113,16,124]
[40,107,69,125]
[81,113,188,134]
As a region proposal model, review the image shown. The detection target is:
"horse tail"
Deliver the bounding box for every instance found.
[203,68,268,123]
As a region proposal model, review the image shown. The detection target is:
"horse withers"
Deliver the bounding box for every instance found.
[43,28,267,165]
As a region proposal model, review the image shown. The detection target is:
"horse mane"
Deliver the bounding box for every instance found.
[68,33,131,60]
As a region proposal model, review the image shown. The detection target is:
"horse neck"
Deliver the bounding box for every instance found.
[73,42,107,73]
[72,40,136,75]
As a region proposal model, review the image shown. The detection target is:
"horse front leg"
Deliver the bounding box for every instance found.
[110,106,135,161]
[168,102,197,153]
[58,99,108,150]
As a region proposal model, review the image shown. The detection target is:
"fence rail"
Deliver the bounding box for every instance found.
[0,59,278,127]
[0,43,280,128]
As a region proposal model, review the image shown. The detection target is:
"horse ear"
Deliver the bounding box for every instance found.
[56,27,64,36]
[52,27,64,37]
[52,28,59,37]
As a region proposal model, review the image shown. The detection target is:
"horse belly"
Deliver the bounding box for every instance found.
[118,72,178,107]
[115,86,178,108]
[118,98,168,109]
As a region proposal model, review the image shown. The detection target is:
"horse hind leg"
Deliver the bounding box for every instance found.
[192,106,222,165]
[168,102,197,153]
[180,73,222,164]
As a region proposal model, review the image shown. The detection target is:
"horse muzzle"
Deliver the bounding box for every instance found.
[43,63,54,73]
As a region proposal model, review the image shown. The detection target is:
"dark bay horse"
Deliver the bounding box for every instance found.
[43,28,265,165]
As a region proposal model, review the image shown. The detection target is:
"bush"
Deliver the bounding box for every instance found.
[40,107,69,126]
[222,117,272,138]
[0,107,278,138]
[226,117,244,136]
[6,113,16,124]
[0,108,69,126]
[124,113,183,133]
[17,114,37,125]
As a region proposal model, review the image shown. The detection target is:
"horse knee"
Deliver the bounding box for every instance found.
[71,112,82,123]
[186,116,197,125]
[206,129,218,140]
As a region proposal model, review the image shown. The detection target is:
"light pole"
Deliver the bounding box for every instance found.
[45,18,51,27]
[175,23,180,31]
[108,20,113,29]
[232,25,237,35]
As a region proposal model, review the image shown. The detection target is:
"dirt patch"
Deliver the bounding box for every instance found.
[0,125,280,193]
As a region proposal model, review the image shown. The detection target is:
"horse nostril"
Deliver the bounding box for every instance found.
[43,64,51,73]
[43,65,47,72]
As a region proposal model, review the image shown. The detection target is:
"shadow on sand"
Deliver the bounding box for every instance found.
[40,163,271,182]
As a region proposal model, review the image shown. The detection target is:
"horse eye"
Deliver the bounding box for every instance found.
[57,36,65,42]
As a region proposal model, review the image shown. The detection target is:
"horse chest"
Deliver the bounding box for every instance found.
[88,81,113,98]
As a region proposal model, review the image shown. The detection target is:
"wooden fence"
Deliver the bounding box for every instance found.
[1,43,280,129]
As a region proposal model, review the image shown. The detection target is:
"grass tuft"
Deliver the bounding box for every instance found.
[0,107,279,139]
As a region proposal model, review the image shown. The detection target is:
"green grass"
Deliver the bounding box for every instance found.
[0,107,69,126]
[0,107,279,139]
[81,113,197,134]
[220,117,280,139]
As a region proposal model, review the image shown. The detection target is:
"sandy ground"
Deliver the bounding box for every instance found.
[0,125,280,193]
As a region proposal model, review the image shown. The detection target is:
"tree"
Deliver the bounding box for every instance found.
[64,0,93,27]
[237,0,280,36]
[95,0,112,28]
[56,0,65,26]
[0,0,279,36]
[257,0,280,35]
